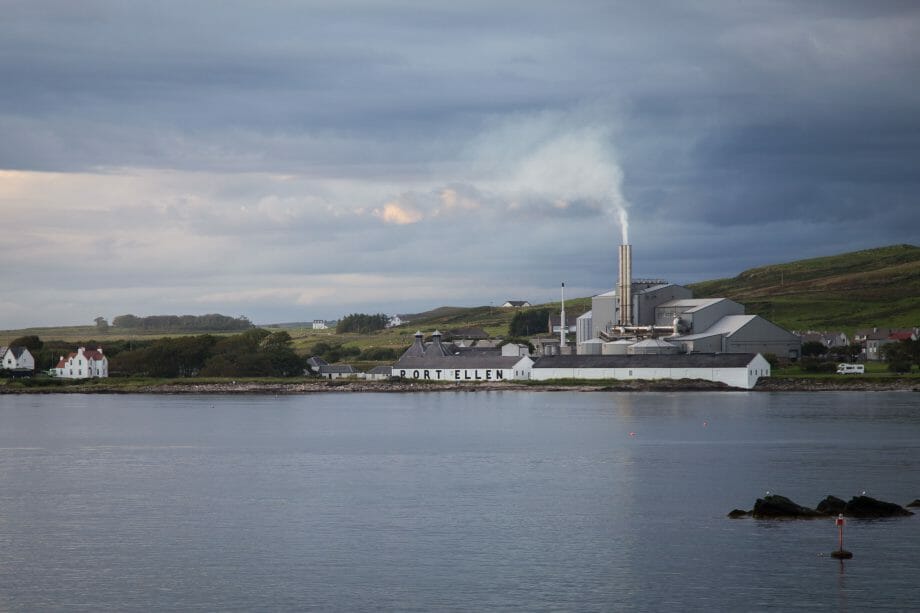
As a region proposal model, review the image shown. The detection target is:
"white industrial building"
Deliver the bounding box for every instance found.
[392,331,533,381]
[531,353,771,389]
[574,245,801,361]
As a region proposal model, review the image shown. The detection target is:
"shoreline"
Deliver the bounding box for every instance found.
[2,377,919,394]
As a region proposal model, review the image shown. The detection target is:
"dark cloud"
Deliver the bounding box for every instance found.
[1,1,919,326]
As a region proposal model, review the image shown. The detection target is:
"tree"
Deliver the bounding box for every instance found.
[94,317,109,332]
[9,335,43,351]
[508,309,551,337]
[336,313,389,334]
[801,341,828,357]
[881,339,920,371]
[828,344,862,362]
[310,341,359,363]
[260,331,305,376]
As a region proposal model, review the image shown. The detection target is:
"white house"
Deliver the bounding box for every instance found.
[53,347,108,379]
[0,346,35,372]
[312,319,328,330]
[318,364,358,379]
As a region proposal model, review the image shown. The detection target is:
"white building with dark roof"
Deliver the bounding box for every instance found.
[532,353,771,389]
[0,346,35,372]
[317,364,358,379]
[392,331,533,381]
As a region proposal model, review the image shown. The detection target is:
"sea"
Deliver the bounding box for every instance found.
[0,391,918,612]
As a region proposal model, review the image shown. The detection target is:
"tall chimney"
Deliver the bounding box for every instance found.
[618,244,632,326]
[560,282,566,347]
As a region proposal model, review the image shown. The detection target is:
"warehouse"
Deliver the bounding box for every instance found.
[531,353,771,389]
[574,244,801,362]
[392,331,533,381]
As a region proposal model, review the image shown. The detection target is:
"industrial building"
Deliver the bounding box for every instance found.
[574,244,801,360]
[531,353,771,390]
[392,331,533,381]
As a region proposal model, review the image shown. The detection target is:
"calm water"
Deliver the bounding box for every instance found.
[0,391,918,611]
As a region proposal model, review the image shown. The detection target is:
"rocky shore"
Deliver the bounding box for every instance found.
[2,376,919,394]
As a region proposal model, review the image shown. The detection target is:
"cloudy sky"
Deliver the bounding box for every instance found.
[2,1,918,328]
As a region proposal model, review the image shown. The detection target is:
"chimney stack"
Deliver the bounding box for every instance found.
[618,244,632,326]
[560,282,566,348]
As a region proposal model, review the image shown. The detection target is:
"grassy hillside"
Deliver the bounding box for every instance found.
[688,244,920,332]
[4,245,915,352]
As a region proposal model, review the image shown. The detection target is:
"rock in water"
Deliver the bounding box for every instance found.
[727,509,750,519]
[906,499,920,508]
[816,495,847,515]
[845,495,914,518]
[752,494,825,519]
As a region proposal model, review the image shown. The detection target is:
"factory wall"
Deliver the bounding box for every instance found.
[530,355,770,389]
[724,317,802,359]
[633,285,693,326]
[591,292,617,338]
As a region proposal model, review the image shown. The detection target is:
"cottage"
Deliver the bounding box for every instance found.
[0,346,35,373]
[318,364,358,379]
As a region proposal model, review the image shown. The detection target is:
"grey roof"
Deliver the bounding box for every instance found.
[448,326,489,339]
[306,356,328,367]
[319,364,357,374]
[669,315,758,341]
[394,354,529,370]
[533,353,760,369]
[656,298,730,312]
[366,365,393,375]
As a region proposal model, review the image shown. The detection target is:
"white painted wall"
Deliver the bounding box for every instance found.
[531,355,770,389]
[392,357,533,381]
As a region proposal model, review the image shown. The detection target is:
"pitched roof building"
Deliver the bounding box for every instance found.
[0,346,35,372]
[532,353,770,389]
[392,331,533,381]
[53,347,108,379]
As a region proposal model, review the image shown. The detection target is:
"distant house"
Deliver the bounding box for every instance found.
[305,356,328,375]
[0,346,35,373]
[53,347,108,379]
[312,319,329,330]
[318,364,358,380]
[364,365,394,381]
[857,328,918,361]
[387,315,406,328]
[797,331,850,348]
[502,300,531,308]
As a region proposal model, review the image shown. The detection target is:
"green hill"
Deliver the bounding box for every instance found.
[688,244,920,332]
[4,246,916,349]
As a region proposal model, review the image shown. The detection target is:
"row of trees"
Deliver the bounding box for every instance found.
[309,341,399,363]
[109,314,254,332]
[800,341,862,362]
[336,313,389,334]
[110,330,302,377]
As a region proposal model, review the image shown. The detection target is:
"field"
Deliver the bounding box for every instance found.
[2,244,916,355]
[689,244,920,332]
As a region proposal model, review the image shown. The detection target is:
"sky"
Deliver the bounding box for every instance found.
[2,0,919,328]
